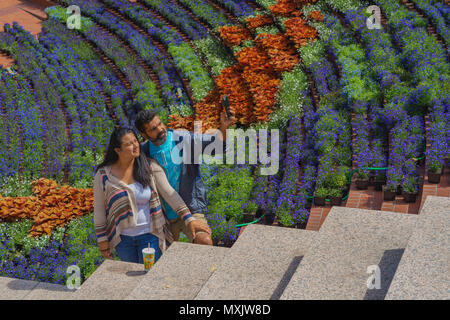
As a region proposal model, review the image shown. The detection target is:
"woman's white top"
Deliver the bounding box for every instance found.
[120,181,152,237]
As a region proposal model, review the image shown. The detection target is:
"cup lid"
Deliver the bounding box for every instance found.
[142,247,155,254]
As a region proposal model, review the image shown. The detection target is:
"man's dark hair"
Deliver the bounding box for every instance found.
[134,108,159,133]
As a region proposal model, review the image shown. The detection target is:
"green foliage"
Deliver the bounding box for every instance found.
[168,43,214,102]
[178,232,190,243]
[207,166,254,222]
[133,81,164,110]
[270,66,308,129]
[328,188,342,198]
[0,174,35,197]
[298,40,325,67]
[315,186,328,198]
[65,214,105,278]
[193,38,233,77]
[244,201,258,213]
[232,40,254,54]
[278,203,294,227]
[254,25,279,35]
[45,6,94,33]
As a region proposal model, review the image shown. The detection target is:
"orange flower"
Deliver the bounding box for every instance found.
[0,178,94,237]
[309,10,324,22]
[218,25,252,46]
[284,17,318,48]
[255,33,300,73]
[245,15,273,29]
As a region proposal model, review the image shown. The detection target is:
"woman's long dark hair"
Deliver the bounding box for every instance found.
[96,126,152,188]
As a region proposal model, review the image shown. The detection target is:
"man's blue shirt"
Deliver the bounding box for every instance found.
[148,130,181,219]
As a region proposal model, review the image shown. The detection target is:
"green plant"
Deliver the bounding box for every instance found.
[244,201,258,214]
[328,188,342,198]
[356,170,369,180]
[375,171,387,182]
[277,204,294,227]
[315,186,328,198]
[0,174,35,197]
[402,177,418,194]
[428,160,443,173]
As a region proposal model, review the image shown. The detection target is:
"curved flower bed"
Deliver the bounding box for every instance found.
[56,0,190,109]
[411,0,450,47]
[101,0,214,102]
[0,69,47,178]
[178,0,232,32]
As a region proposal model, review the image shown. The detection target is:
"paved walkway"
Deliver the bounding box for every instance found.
[0,0,54,68]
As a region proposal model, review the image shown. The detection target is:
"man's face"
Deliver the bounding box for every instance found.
[140,115,168,145]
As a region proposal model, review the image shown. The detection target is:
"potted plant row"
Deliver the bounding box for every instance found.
[355,170,369,190]
[427,160,443,184]
[402,177,419,203]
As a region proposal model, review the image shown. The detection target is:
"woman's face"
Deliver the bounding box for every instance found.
[115,132,140,160]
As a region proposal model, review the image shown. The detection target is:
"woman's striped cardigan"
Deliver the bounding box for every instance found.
[93,158,194,253]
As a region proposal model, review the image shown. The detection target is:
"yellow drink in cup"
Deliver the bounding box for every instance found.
[142,246,155,271]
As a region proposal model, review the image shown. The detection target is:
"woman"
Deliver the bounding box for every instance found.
[93,126,211,264]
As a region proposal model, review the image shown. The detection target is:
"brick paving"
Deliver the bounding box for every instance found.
[305,162,450,230]
[305,206,331,231]
[419,164,450,211]
[345,185,384,211]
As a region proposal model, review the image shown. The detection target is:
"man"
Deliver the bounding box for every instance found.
[135,105,235,245]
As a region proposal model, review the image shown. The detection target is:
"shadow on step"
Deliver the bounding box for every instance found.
[363,248,405,300]
[270,256,304,300]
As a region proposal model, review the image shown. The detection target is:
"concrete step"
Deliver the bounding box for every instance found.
[195,224,317,300]
[72,259,147,300]
[126,242,229,300]
[386,196,450,300]
[0,276,74,300]
[281,207,417,300]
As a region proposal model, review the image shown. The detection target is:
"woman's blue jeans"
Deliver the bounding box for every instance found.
[114,233,162,264]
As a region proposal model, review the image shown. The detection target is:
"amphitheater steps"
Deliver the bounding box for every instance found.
[386,196,450,299]
[281,206,417,300]
[195,224,317,300]
[126,242,229,300]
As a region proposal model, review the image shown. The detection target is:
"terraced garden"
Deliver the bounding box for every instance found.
[0,0,448,286]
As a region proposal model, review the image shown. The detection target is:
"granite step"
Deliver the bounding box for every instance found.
[0,276,75,300]
[386,196,450,300]
[126,242,229,300]
[281,207,417,300]
[194,224,317,300]
[72,259,147,300]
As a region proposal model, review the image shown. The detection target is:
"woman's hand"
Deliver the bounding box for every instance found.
[98,241,113,259]
[188,220,211,240]
[100,248,114,260]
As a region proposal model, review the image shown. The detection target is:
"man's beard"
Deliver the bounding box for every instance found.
[150,129,168,145]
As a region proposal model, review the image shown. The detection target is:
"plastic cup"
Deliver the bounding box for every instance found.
[142,247,155,271]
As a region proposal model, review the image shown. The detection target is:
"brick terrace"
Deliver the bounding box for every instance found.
[306,163,450,231]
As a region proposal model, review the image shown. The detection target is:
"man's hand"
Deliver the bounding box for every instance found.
[219,109,236,129]
[188,220,211,240]
[218,108,236,141]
